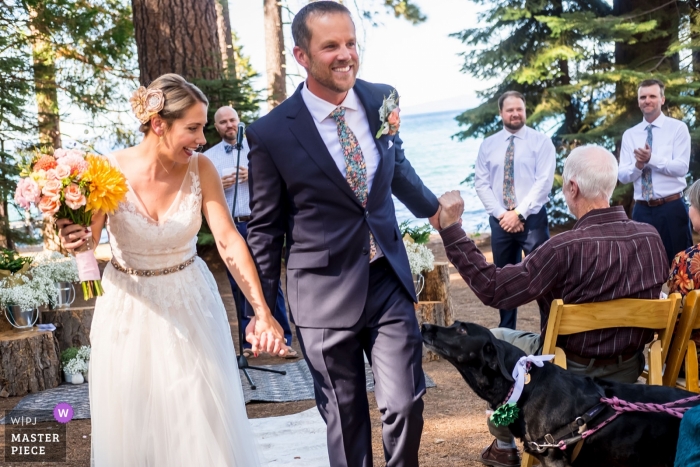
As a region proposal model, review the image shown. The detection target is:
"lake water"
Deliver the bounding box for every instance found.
[8,110,489,233]
[393,110,487,232]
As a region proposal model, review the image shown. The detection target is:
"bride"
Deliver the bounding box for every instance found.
[58,73,286,466]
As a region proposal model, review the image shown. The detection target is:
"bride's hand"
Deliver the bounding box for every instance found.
[57,218,90,251]
[245,314,287,357]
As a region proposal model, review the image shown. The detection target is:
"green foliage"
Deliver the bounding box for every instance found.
[0,248,33,273]
[399,220,431,244]
[60,347,79,367]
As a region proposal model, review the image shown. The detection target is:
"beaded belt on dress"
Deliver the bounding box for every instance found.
[110,255,197,277]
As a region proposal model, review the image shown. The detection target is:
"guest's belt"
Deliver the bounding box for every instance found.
[233,215,251,223]
[566,350,639,368]
[636,193,682,207]
[110,255,197,277]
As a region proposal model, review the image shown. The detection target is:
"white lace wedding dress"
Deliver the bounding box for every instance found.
[89,153,261,466]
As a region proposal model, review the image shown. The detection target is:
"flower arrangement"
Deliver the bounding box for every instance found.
[61,345,90,377]
[33,250,79,283]
[14,148,128,299]
[0,250,79,310]
[403,238,435,275]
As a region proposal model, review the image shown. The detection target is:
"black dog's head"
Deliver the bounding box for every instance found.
[421,321,526,407]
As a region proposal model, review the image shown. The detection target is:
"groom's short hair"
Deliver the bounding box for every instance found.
[292,1,352,53]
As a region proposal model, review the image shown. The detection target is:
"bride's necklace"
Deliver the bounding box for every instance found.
[156,153,177,175]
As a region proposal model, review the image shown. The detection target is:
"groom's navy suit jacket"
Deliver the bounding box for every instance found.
[245,80,439,328]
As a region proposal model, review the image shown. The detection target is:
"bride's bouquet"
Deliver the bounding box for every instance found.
[14,149,128,300]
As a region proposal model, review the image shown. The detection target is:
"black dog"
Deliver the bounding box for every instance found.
[422,321,699,467]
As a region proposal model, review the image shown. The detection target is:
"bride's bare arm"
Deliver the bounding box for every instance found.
[198,154,286,356]
[57,212,106,252]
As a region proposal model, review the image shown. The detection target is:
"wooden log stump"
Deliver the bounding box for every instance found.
[415,301,445,362]
[0,329,61,396]
[421,262,454,326]
[41,307,94,354]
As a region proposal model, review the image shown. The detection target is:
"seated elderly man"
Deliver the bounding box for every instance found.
[436,145,669,467]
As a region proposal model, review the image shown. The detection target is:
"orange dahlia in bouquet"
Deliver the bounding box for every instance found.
[15,149,128,299]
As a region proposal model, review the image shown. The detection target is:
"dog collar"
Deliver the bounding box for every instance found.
[491,354,554,427]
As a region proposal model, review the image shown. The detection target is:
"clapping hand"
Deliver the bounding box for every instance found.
[437,190,464,230]
[245,314,287,357]
[634,143,651,170]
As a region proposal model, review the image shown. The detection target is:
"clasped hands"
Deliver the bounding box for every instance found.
[429,191,523,233]
[221,166,248,189]
[245,314,287,358]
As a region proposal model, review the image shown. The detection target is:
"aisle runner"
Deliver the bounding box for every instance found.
[250,407,329,467]
[241,360,436,404]
[0,360,436,423]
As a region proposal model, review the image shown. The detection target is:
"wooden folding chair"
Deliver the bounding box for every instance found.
[521,294,682,467]
[664,290,700,391]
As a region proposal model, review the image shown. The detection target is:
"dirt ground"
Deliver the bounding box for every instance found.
[0,234,541,466]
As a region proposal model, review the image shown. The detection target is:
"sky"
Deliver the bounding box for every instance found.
[230,0,493,115]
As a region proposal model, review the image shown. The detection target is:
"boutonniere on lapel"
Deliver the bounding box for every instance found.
[375,90,400,139]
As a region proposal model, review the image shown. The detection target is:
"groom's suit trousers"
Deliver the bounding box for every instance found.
[295,257,425,467]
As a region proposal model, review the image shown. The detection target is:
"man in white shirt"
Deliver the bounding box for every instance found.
[619,79,692,265]
[474,91,556,329]
[204,106,296,358]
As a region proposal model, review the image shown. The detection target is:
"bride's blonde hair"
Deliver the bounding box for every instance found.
[137,74,208,134]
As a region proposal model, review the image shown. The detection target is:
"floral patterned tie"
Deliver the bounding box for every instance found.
[503,135,517,210]
[641,125,653,201]
[330,107,376,260]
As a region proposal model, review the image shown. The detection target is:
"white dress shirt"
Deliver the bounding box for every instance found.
[204,139,251,217]
[301,81,383,259]
[474,126,556,219]
[618,113,690,200]
[301,83,381,193]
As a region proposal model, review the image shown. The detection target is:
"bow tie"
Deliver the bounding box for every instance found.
[224,144,234,154]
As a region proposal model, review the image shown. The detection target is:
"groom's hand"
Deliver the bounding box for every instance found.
[438,191,464,229]
[245,315,287,357]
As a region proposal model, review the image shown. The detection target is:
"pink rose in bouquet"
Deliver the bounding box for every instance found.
[54,164,72,180]
[14,178,41,209]
[64,184,87,210]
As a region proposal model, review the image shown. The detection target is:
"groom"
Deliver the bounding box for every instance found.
[245,2,439,465]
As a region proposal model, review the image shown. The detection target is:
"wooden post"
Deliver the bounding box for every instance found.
[421,262,454,325]
[415,301,445,362]
[0,329,61,396]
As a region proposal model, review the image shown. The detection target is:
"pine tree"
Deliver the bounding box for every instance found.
[454,0,698,221]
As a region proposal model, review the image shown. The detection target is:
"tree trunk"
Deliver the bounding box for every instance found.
[29,24,61,150]
[421,262,454,326]
[215,0,236,78]
[41,307,94,355]
[0,329,61,397]
[414,301,444,362]
[131,0,224,85]
[264,0,286,110]
[28,5,65,251]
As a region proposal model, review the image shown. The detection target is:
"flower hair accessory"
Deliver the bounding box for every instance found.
[129,86,165,124]
[375,90,400,139]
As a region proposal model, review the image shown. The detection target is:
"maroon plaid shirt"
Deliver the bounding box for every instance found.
[440,206,668,358]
